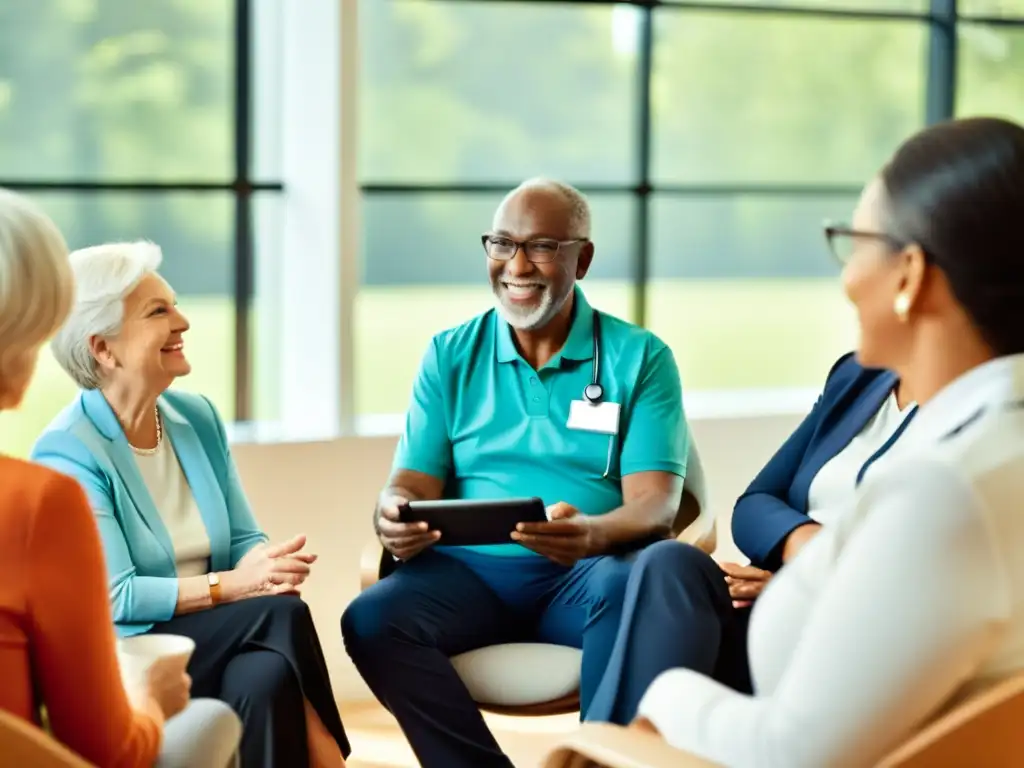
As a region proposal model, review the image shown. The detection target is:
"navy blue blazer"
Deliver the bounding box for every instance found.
[731,352,898,570]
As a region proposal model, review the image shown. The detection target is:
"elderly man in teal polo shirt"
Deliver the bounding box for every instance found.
[341,178,689,768]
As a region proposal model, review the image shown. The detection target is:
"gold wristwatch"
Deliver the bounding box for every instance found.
[208,571,222,605]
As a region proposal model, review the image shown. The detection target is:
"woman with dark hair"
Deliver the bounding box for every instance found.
[590,116,1024,767]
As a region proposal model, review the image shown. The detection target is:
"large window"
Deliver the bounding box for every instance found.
[356,0,1024,416]
[4,1,1023,451]
[0,0,284,456]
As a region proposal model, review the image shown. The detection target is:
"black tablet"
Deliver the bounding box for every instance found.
[398,497,547,547]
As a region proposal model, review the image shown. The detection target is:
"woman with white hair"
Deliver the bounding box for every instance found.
[0,188,241,767]
[31,241,350,768]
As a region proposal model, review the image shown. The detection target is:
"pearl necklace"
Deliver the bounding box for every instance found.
[129,406,163,456]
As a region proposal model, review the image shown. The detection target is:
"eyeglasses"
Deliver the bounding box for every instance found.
[481,234,588,264]
[823,221,908,265]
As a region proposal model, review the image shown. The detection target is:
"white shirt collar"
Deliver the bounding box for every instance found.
[904,353,1024,445]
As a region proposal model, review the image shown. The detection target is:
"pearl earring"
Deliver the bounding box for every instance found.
[894,293,910,321]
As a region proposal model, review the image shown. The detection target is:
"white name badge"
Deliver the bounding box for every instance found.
[567,400,621,435]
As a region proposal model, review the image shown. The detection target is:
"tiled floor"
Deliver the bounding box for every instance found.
[342,701,579,768]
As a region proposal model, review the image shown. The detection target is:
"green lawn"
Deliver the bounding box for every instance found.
[353,277,859,414]
[0,278,857,458]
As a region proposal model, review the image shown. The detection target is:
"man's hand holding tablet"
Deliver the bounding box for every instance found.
[375,495,441,561]
[396,498,547,547]
[511,502,603,567]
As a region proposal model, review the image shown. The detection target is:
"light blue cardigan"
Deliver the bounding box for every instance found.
[31,388,268,637]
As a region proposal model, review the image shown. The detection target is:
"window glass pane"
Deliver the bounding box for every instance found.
[0,1,233,182]
[356,192,635,415]
[957,24,1024,124]
[664,0,926,9]
[648,194,859,391]
[252,192,284,422]
[960,1,1024,17]
[0,192,235,458]
[252,0,283,181]
[358,1,638,184]
[652,12,926,184]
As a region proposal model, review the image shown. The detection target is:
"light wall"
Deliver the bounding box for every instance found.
[231,412,803,702]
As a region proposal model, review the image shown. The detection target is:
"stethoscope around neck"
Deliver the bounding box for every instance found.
[582,312,615,479]
[582,313,604,405]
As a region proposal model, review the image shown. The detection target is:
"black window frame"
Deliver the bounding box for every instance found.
[358,0,1021,330]
[5,0,1021,420]
[0,0,283,422]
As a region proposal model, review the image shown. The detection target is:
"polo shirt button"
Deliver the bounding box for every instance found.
[533,396,541,402]
[529,376,538,385]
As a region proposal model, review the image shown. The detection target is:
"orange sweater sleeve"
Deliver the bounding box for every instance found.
[26,471,164,768]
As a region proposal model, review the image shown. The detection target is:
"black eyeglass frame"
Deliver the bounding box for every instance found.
[823,220,910,265]
[481,233,590,264]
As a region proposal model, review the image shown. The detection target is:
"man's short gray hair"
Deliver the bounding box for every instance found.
[0,189,73,402]
[498,177,592,239]
[51,241,163,390]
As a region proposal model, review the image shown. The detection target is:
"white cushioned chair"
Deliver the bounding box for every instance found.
[359,440,716,716]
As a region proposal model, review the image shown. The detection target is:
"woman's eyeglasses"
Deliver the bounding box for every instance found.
[823,221,908,265]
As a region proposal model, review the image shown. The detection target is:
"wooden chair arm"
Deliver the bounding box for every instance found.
[542,723,719,768]
[682,517,716,555]
[360,536,384,591]
[0,711,94,768]
[877,672,1024,767]
[673,439,716,556]
[544,674,1024,768]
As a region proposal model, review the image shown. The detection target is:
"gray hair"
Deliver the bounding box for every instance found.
[496,177,592,239]
[51,241,163,390]
[0,189,73,403]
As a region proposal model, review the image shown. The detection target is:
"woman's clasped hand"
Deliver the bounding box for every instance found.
[222,534,319,600]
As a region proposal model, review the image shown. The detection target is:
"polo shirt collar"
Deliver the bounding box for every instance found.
[495,318,518,363]
[494,285,595,365]
[561,286,595,362]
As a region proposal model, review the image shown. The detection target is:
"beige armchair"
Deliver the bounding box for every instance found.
[541,671,1024,767]
[359,440,716,717]
[0,710,94,768]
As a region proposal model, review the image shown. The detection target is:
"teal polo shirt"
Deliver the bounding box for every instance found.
[392,286,689,558]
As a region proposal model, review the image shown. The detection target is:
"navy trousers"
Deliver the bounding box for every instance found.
[586,540,753,725]
[341,548,637,768]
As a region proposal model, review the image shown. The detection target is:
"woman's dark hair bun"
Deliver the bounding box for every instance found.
[880,116,1024,355]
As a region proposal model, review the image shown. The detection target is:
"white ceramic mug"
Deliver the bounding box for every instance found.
[116,633,196,700]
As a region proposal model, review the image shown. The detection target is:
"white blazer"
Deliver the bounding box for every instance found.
[638,353,1024,768]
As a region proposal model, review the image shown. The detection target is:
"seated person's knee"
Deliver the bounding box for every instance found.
[158,699,242,768]
[260,593,310,619]
[635,539,713,578]
[341,590,394,651]
[249,593,315,633]
[248,652,301,702]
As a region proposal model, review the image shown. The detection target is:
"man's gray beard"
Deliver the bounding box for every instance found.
[493,281,573,331]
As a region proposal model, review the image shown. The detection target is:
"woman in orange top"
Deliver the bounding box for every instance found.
[0,187,241,768]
